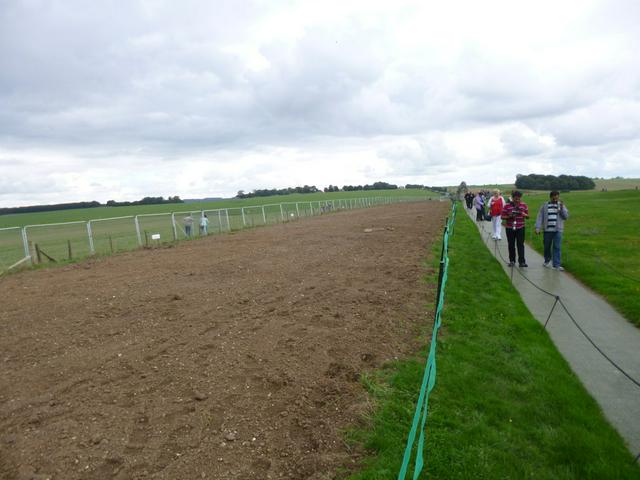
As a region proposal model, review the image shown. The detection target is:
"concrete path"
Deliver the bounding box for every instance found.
[464,207,640,458]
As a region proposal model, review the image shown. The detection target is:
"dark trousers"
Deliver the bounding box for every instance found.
[506,227,526,264]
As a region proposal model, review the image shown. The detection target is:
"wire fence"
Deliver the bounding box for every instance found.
[470,209,640,389]
[469,204,640,462]
[398,202,456,480]
[0,195,438,274]
[467,202,640,285]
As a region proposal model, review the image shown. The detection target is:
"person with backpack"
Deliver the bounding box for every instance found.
[487,189,505,240]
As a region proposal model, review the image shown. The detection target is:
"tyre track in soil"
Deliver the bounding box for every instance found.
[0,201,449,480]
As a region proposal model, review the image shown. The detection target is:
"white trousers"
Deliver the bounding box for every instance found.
[491,215,502,239]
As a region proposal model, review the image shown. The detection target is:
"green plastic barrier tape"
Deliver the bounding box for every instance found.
[398,204,454,480]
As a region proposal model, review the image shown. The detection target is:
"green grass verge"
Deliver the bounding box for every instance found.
[344,208,639,479]
[524,190,640,327]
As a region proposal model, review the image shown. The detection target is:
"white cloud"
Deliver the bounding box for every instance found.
[1,0,639,207]
[500,124,555,156]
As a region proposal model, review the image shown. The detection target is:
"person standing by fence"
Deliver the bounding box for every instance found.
[535,191,569,271]
[501,190,529,267]
[200,213,209,235]
[487,189,505,240]
[183,214,194,237]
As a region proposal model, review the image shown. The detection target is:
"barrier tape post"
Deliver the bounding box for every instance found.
[398,203,455,480]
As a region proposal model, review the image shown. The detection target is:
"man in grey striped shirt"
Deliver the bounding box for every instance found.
[535,191,569,270]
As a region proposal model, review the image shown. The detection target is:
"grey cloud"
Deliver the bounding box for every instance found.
[538,99,640,147]
[378,134,456,176]
[500,126,552,156]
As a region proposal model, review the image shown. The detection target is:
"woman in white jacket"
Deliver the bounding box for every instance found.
[487,189,505,240]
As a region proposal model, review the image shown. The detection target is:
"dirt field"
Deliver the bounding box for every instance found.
[0,201,449,480]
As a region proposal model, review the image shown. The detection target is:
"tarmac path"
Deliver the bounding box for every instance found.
[464,206,640,459]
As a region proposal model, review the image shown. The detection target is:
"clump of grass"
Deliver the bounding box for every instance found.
[344,209,640,479]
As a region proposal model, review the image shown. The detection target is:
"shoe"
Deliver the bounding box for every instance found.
[496,237,502,240]
[543,261,551,268]
[519,263,528,268]
[508,261,515,267]
[554,266,565,271]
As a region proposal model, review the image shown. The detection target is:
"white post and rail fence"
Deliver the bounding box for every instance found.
[0,195,441,274]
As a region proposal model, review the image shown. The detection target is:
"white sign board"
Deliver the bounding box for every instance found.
[151,233,161,240]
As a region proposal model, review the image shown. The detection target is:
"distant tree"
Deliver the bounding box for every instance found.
[515,174,594,191]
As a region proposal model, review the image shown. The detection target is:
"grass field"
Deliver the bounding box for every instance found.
[345,211,640,479]
[0,190,441,272]
[523,189,640,327]
[459,177,640,195]
[0,189,439,229]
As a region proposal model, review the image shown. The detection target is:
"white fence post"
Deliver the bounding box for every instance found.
[262,206,267,224]
[295,202,300,217]
[134,216,142,246]
[171,213,178,240]
[87,222,95,255]
[241,207,247,227]
[279,204,285,222]
[21,227,31,265]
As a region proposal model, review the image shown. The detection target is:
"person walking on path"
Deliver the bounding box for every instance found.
[535,190,569,271]
[487,189,505,240]
[464,192,474,209]
[501,190,529,267]
[473,192,485,222]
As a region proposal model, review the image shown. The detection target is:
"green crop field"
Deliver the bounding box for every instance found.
[0,189,439,229]
[523,189,640,327]
[0,190,442,273]
[593,177,640,191]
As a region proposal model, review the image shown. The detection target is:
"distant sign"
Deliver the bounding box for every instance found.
[151,233,161,240]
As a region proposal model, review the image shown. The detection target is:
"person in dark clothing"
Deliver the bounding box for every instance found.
[501,191,529,267]
[464,192,474,209]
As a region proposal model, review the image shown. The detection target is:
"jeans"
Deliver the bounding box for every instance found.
[506,227,526,264]
[543,231,563,267]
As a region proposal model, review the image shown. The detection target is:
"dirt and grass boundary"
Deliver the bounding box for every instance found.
[344,206,640,479]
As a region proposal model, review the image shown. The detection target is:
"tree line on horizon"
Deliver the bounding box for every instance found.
[515,174,595,191]
[236,181,445,199]
[0,196,184,216]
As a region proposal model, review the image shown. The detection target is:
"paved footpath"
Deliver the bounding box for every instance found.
[465,207,640,458]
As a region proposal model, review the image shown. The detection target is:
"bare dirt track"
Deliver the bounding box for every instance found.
[0,201,449,480]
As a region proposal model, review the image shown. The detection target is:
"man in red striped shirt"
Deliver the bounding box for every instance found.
[501,190,529,267]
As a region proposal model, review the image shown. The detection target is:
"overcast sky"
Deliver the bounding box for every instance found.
[1,0,639,207]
